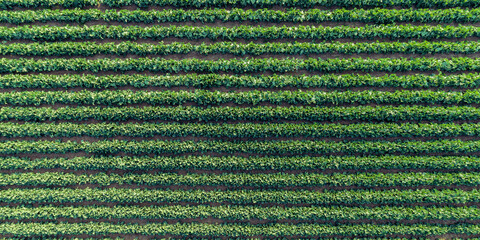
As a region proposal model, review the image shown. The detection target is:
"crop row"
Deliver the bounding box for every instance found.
[2,171,480,187]
[3,222,480,237]
[0,0,478,9]
[1,105,480,122]
[6,41,480,57]
[0,238,438,240]
[5,122,480,138]
[1,73,480,89]
[0,139,479,155]
[7,8,480,24]
[5,89,480,106]
[0,0,97,9]
[0,155,478,171]
[3,205,480,221]
[3,25,480,41]
[102,0,480,8]
[2,187,480,205]
[0,238,434,240]
[0,57,479,73]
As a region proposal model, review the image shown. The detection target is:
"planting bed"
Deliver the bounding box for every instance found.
[1,0,480,238]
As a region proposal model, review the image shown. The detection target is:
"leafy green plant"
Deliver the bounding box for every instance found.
[3,41,480,56]
[0,139,479,155]
[1,89,480,106]
[2,205,480,221]
[2,122,480,138]
[0,0,96,9]
[0,171,479,187]
[0,221,473,237]
[0,105,478,122]
[102,0,480,8]
[4,8,480,24]
[2,24,480,41]
[0,155,478,171]
[1,187,480,205]
[0,73,479,89]
[0,57,479,73]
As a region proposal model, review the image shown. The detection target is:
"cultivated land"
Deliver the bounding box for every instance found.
[1,0,480,239]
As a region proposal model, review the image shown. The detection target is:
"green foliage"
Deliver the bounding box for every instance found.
[4,8,480,24]
[1,205,480,221]
[6,0,480,9]
[0,221,474,237]
[0,0,96,9]
[4,0,480,9]
[1,187,480,205]
[0,73,480,89]
[2,24,480,41]
[102,0,480,8]
[3,122,480,138]
[0,57,479,73]
[3,41,480,56]
[0,105,479,122]
[0,171,480,187]
[2,89,480,106]
[0,139,479,155]
[2,73,480,89]
[0,1,479,237]
[0,155,479,171]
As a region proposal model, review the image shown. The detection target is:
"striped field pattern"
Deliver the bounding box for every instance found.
[1,0,480,238]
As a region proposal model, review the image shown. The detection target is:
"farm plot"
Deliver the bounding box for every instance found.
[0,0,480,238]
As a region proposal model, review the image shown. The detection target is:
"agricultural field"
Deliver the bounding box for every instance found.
[2,0,480,239]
